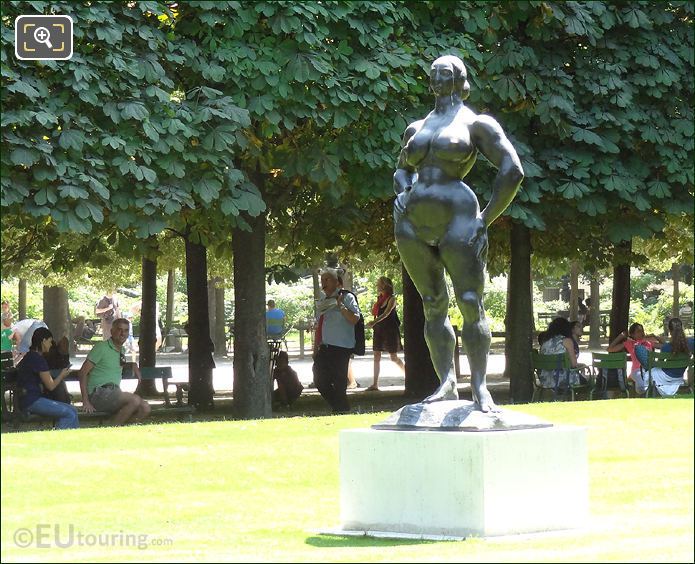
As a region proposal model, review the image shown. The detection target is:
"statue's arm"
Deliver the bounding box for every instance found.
[470,115,524,227]
[393,121,422,195]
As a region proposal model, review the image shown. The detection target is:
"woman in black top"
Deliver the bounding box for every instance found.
[366,277,404,391]
[16,327,78,429]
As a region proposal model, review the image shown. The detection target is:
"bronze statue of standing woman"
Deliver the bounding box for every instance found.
[394,55,524,412]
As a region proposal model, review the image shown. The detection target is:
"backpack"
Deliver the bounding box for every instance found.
[339,290,366,356]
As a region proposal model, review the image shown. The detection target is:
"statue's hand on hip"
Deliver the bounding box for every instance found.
[467,217,487,246]
[394,191,409,220]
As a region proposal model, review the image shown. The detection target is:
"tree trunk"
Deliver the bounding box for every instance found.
[588,275,601,349]
[43,286,70,341]
[165,269,175,336]
[232,208,271,419]
[18,278,27,320]
[185,235,215,410]
[609,240,632,342]
[136,254,158,397]
[402,264,439,399]
[208,277,217,352]
[215,284,226,357]
[672,263,680,320]
[340,264,354,291]
[505,222,534,404]
[569,261,579,321]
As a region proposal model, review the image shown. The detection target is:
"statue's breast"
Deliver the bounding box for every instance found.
[403,114,475,168]
[403,128,430,167]
[431,126,475,163]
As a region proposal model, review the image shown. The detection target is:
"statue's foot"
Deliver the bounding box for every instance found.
[423,377,459,403]
[472,385,499,413]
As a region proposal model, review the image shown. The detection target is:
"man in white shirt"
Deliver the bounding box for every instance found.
[312,269,360,413]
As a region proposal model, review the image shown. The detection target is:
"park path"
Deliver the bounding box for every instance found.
[64,346,596,397]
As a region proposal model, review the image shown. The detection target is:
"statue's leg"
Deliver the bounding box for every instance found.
[440,220,496,412]
[395,220,458,402]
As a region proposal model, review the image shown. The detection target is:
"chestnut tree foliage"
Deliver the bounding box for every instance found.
[3,1,692,264]
[2,1,693,412]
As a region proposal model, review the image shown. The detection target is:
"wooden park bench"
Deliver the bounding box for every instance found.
[537,312,556,329]
[2,362,193,429]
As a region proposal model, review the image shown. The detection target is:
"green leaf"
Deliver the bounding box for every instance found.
[10,148,39,166]
[202,127,236,151]
[601,175,629,192]
[115,211,136,230]
[35,188,48,205]
[58,184,89,199]
[571,127,604,147]
[95,25,123,45]
[120,102,150,121]
[557,180,589,199]
[136,219,166,238]
[632,193,651,211]
[140,167,157,183]
[59,130,86,151]
[87,177,110,199]
[647,180,671,198]
[63,211,92,234]
[143,122,160,142]
[576,196,607,216]
[198,176,222,203]
[8,80,40,99]
[34,111,58,126]
[220,197,240,216]
[102,135,126,149]
[288,55,312,83]
[161,157,186,178]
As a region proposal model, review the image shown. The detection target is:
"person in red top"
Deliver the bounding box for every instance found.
[607,322,663,394]
[365,276,404,391]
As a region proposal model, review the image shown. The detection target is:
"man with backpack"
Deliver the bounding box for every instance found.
[312,269,362,414]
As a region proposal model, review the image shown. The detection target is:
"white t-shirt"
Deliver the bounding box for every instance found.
[12,319,48,352]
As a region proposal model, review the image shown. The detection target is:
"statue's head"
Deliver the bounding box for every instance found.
[431,55,470,100]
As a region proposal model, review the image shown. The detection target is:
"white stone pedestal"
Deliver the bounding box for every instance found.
[340,426,588,538]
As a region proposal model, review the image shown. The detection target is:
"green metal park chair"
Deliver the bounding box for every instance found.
[591,351,630,399]
[642,350,694,398]
[531,349,594,402]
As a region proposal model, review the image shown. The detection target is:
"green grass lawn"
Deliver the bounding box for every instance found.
[1,398,693,563]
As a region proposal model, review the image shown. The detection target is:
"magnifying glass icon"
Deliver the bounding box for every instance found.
[33,26,53,49]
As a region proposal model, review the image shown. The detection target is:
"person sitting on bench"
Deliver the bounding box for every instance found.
[78,318,151,425]
[16,327,78,430]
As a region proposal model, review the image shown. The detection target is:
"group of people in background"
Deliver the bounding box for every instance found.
[267,271,407,414]
[267,273,407,413]
[607,318,694,396]
[5,280,691,427]
[537,311,693,398]
[1,291,159,431]
[5,316,152,431]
